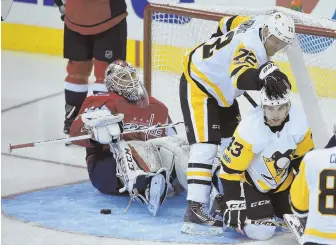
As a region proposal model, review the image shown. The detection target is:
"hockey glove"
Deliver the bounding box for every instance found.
[81,110,124,144]
[263,73,291,99]
[223,197,247,230]
[212,193,247,230]
[258,61,291,98]
[235,61,289,92]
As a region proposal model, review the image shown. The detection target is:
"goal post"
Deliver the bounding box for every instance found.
[143,3,336,148]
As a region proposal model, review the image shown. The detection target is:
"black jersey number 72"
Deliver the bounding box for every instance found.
[203,31,234,59]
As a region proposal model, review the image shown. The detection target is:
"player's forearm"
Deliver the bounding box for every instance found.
[235,68,263,91]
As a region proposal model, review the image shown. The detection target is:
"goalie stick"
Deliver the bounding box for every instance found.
[8,121,184,152]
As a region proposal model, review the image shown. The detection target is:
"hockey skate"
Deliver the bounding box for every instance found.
[181,201,224,236]
[283,214,305,245]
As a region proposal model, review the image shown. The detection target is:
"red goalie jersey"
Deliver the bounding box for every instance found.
[70,92,175,147]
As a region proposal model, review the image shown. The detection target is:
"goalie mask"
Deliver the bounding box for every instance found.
[104,60,149,108]
[262,12,295,56]
[261,87,291,127]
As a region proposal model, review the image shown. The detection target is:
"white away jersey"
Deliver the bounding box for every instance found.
[183,15,269,107]
[220,106,314,193]
[290,146,336,244]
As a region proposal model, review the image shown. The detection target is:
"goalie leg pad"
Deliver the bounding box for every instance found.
[115,141,168,216]
[148,135,190,189]
[127,140,162,173]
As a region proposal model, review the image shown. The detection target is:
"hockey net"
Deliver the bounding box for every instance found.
[143,3,336,148]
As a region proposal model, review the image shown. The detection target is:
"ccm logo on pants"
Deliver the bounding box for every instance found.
[250,200,271,207]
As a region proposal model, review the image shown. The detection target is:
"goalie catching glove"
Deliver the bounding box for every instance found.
[81,110,124,144]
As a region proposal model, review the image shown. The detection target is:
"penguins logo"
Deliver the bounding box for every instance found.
[262,149,295,184]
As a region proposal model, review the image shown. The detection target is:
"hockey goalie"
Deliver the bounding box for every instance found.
[70,60,190,216]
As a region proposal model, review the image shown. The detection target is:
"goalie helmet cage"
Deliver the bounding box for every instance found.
[143,3,336,149]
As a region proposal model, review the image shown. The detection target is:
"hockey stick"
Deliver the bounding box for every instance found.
[243,92,258,108]
[8,121,184,152]
[245,218,287,228]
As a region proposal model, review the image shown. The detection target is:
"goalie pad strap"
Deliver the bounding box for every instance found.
[129,145,150,172]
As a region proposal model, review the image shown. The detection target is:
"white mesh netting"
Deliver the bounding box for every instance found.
[147,3,336,145]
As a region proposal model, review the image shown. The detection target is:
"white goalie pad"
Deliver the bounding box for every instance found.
[127,140,162,172]
[148,135,190,190]
[112,140,168,216]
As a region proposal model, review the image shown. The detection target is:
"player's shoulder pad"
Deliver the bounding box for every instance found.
[287,105,310,141]
[236,107,269,151]
[219,15,251,33]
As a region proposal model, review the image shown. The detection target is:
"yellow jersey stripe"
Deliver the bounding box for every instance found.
[231,16,251,30]
[182,51,209,142]
[305,228,336,239]
[184,69,208,143]
[219,173,242,181]
[190,61,230,107]
[187,171,212,177]
[294,128,314,157]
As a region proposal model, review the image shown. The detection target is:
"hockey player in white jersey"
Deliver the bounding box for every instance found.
[210,86,315,240]
[180,12,296,233]
[289,125,336,245]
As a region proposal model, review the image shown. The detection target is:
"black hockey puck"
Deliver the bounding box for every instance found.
[100,209,111,214]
